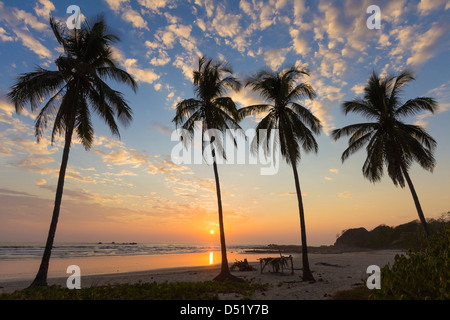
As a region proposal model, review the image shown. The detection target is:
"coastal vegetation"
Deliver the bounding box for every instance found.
[371,222,449,300]
[334,218,449,300]
[0,280,268,300]
[335,215,449,250]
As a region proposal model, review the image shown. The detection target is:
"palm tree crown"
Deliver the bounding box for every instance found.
[241,66,321,165]
[332,70,437,186]
[173,56,242,144]
[332,70,438,235]
[9,15,137,149]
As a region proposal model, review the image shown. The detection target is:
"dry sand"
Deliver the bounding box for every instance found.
[0,249,403,299]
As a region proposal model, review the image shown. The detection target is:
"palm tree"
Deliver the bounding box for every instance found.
[173,56,243,282]
[239,66,321,282]
[7,16,137,287]
[332,70,438,237]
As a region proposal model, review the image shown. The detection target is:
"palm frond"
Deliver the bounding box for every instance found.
[34,85,68,141]
[331,122,378,141]
[88,76,132,131]
[394,97,438,117]
[8,68,65,113]
[96,66,138,93]
[362,132,385,183]
[75,98,94,150]
[286,82,316,102]
[173,98,202,128]
[238,104,273,119]
[289,102,322,135]
[341,131,374,162]
[342,99,380,119]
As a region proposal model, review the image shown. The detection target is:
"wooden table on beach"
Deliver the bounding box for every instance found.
[258,255,294,275]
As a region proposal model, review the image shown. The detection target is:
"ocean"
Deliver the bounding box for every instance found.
[0,242,266,281]
[0,242,234,260]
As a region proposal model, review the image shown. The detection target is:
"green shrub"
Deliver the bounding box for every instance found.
[370,224,450,300]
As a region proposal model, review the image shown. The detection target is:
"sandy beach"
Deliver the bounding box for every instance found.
[0,249,402,299]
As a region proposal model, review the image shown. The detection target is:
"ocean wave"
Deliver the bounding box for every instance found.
[0,242,251,261]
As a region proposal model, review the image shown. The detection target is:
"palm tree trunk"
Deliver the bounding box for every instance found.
[30,124,74,287]
[401,166,430,237]
[291,162,315,282]
[211,159,243,282]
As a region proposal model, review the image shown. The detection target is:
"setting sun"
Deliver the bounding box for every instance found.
[210,230,214,235]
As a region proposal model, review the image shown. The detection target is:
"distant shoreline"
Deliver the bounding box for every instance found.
[242,244,384,254]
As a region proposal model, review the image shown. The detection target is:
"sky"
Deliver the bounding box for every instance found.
[0,0,449,246]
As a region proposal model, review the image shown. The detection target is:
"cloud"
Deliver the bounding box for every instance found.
[0,27,14,42]
[105,0,130,13]
[149,121,172,135]
[263,47,291,71]
[329,168,339,174]
[145,19,199,82]
[289,28,310,56]
[416,80,450,127]
[383,0,408,24]
[406,23,446,67]
[34,0,55,19]
[11,7,48,31]
[0,188,35,197]
[388,22,446,68]
[138,0,175,13]
[279,192,293,196]
[12,29,52,60]
[104,170,137,177]
[121,9,148,30]
[147,156,193,176]
[35,179,47,185]
[351,84,365,95]
[37,183,122,204]
[106,0,149,30]
[194,0,215,18]
[15,155,54,167]
[338,192,352,199]
[112,47,159,85]
[292,0,310,29]
[0,3,52,59]
[94,148,149,168]
[229,86,264,110]
[210,4,241,38]
[0,100,17,119]
[149,49,171,66]
[417,0,449,15]
[94,136,192,179]
[124,58,159,83]
[172,54,198,81]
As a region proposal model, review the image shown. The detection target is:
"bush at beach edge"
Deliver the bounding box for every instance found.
[370,224,449,300]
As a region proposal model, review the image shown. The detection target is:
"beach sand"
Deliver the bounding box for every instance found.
[0,249,402,299]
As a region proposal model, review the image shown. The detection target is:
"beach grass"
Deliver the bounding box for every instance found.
[332,286,371,300]
[0,280,269,300]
